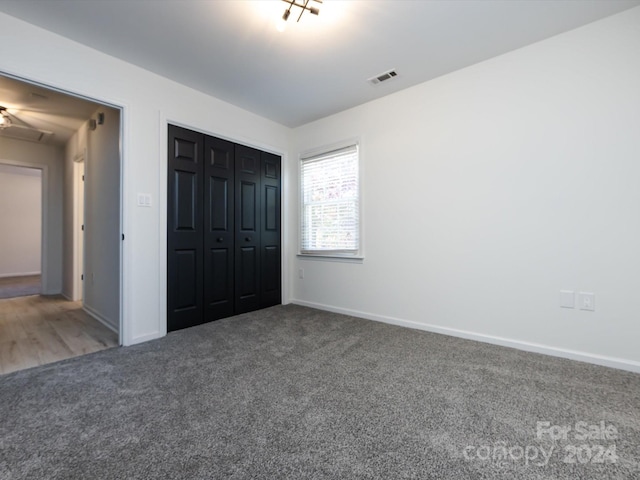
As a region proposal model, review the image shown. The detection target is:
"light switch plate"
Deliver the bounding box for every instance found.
[559,290,575,308]
[137,193,152,207]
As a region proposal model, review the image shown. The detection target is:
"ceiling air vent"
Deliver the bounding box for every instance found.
[368,69,398,85]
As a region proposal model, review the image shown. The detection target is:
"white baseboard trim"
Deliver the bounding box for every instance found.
[129,331,163,345]
[291,299,640,374]
[83,304,118,334]
[0,271,41,278]
[61,291,80,302]
[60,292,81,300]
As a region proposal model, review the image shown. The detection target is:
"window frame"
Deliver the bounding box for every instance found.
[298,139,363,260]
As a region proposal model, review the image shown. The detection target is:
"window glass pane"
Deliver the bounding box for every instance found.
[300,145,359,254]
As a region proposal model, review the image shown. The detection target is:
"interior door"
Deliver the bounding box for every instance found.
[203,136,235,321]
[260,151,281,308]
[234,144,261,314]
[167,125,204,331]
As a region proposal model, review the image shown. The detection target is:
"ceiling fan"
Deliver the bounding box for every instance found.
[0,105,54,142]
[0,106,12,128]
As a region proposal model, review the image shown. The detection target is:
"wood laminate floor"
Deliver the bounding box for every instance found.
[0,274,41,299]
[0,295,118,375]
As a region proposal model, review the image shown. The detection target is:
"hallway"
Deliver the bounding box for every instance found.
[0,294,118,374]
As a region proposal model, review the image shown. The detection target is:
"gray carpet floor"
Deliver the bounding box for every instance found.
[1,305,638,479]
[0,275,41,299]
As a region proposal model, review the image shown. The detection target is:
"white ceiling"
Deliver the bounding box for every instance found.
[0,74,101,146]
[0,0,639,128]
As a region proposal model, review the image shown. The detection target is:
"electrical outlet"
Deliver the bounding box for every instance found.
[579,292,595,311]
[298,268,304,279]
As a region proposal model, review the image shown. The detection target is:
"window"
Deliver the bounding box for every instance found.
[300,144,360,256]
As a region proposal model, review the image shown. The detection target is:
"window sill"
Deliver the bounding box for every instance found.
[297,253,364,263]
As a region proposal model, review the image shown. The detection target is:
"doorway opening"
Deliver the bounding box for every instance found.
[0,164,42,299]
[0,73,123,374]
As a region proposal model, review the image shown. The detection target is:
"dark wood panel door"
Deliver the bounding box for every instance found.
[203,136,235,321]
[167,125,204,331]
[168,125,282,330]
[260,152,281,308]
[234,144,261,313]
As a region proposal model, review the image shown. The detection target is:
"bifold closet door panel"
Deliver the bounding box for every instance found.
[260,152,281,308]
[204,136,235,321]
[167,125,204,332]
[234,144,261,314]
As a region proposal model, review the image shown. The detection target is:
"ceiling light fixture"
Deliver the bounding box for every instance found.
[277,0,322,31]
[0,107,11,129]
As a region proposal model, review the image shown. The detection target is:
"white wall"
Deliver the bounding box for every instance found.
[4,6,637,371]
[292,7,640,372]
[0,12,291,345]
[0,165,41,277]
[0,137,64,293]
[83,107,120,331]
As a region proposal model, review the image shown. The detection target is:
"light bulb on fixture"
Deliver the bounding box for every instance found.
[276,9,290,32]
[0,107,11,129]
[277,0,322,31]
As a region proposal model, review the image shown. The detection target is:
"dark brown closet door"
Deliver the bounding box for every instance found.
[167,125,204,331]
[234,144,261,314]
[203,136,235,321]
[168,125,282,330]
[260,151,281,308]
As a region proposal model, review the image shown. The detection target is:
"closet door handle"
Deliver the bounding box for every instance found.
[216,237,223,242]
[245,237,251,242]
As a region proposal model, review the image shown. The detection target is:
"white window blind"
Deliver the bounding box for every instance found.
[300,144,359,255]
